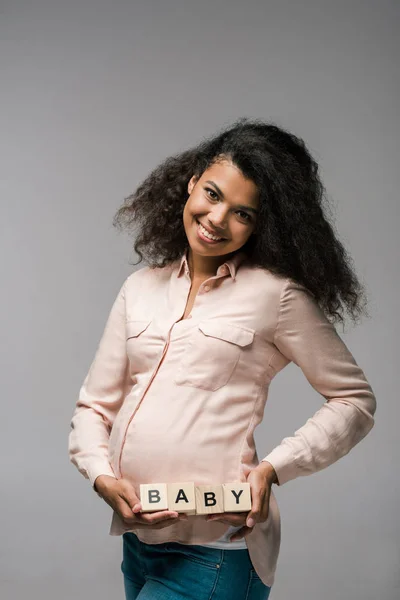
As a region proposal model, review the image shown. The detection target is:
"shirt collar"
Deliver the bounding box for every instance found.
[177,247,248,281]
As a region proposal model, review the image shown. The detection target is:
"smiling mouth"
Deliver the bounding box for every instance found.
[196,219,227,241]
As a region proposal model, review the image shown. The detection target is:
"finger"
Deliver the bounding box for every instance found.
[119,505,180,527]
[118,480,142,512]
[135,510,180,525]
[116,498,143,525]
[246,482,266,527]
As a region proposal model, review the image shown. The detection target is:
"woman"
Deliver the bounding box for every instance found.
[68,118,376,599]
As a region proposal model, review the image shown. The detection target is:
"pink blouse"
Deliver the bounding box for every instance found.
[68,248,376,587]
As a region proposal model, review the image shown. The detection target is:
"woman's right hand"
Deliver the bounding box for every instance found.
[94,475,188,529]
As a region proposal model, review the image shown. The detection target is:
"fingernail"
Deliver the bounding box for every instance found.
[247,518,255,527]
[132,504,141,512]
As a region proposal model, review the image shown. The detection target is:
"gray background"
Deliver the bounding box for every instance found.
[1,1,398,598]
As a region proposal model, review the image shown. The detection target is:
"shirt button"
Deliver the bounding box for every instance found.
[221,265,228,273]
[203,285,210,292]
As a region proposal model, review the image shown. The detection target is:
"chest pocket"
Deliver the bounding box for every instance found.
[174,320,255,391]
[125,320,154,375]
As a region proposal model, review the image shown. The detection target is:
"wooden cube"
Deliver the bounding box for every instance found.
[194,484,224,515]
[222,482,252,512]
[139,483,168,512]
[167,482,196,514]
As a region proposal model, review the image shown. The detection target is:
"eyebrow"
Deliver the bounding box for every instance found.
[204,180,259,214]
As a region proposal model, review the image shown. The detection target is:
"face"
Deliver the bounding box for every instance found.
[183,159,259,262]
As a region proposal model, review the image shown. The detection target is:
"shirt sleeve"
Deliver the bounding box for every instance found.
[68,276,131,495]
[261,278,377,486]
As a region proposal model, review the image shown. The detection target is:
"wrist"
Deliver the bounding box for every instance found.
[258,460,279,485]
[94,474,116,494]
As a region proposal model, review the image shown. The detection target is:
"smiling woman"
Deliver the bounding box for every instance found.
[69,117,376,600]
[182,160,260,274]
[113,117,367,325]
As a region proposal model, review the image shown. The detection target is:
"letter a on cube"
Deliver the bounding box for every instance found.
[140,483,168,512]
[167,482,196,514]
[222,482,252,512]
[195,484,224,515]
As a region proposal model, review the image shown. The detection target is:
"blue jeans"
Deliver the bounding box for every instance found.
[121,532,272,600]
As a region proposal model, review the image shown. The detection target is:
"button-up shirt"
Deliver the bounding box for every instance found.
[68,248,376,587]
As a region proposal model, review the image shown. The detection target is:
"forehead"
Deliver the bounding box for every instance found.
[201,160,259,206]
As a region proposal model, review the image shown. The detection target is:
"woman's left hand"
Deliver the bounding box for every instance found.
[206,461,278,542]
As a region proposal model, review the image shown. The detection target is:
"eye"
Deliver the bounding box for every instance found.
[204,187,252,222]
[236,210,252,222]
[205,187,219,201]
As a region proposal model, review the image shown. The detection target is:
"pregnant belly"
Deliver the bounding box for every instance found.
[119,412,246,490]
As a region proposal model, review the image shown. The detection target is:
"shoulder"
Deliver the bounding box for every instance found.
[241,264,321,324]
[241,262,288,302]
[273,276,329,335]
[123,260,177,291]
[247,265,315,302]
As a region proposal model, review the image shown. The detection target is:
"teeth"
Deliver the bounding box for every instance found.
[198,221,223,241]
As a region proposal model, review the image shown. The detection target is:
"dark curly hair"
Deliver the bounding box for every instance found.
[113,117,368,327]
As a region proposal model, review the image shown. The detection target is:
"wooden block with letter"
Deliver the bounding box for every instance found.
[167,482,196,514]
[222,482,252,512]
[194,484,224,515]
[139,483,169,512]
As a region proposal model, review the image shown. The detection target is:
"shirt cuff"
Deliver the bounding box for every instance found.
[86,461,117,497]
[260,447,301,486]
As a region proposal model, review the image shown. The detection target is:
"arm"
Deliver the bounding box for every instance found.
[68,276,132,494]
[261,278,377,486]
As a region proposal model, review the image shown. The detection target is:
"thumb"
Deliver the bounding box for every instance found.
[119,479,142,513]
[245,480,263,528]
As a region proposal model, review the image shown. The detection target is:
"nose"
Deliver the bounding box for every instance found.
[208,206,228,230]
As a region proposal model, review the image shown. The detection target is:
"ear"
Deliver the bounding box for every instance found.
[187,175,198,195]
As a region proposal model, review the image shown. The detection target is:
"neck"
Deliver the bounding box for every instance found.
[187,248,235,279]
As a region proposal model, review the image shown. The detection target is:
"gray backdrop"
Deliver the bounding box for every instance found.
[1,1,398,598]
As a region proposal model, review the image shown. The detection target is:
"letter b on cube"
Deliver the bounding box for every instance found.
[139,483,168,512]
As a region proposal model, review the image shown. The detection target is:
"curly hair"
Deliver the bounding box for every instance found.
[113,117,368,327]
